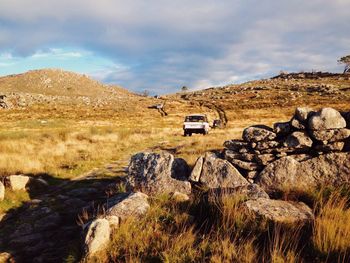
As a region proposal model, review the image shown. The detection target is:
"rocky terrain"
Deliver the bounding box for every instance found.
[1,70,350,262]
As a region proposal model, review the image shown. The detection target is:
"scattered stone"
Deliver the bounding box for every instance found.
[288,154,314,162]
[254,154,276,165]
[243,198,314,224]
[127,152,191,195]
[309,108,346,130]
[107,192,150,221]
[310,129,334,141]
[191,152,249,188]
[7,175,30,191]
[84,218,111,257]
[245,171,259,180]
[284,131,313,149]
[0,181,4,201]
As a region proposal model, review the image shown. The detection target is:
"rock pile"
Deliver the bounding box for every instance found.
[81,107,350,259]
[222,107,350,193]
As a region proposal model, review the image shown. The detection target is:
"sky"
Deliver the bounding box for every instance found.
[0,0,349,94]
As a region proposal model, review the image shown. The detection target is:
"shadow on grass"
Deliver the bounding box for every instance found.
[0,172,125,262]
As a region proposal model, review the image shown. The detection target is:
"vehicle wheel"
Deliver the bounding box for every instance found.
[203,130,208,135]
[184,131,188,136]
[189,132,192,136]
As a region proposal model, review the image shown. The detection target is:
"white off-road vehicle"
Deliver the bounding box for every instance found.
[183,114,210,136]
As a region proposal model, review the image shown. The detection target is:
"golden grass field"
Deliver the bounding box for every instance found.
[1,71,350,262]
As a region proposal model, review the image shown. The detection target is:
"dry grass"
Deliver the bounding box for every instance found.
[313,192,350,257]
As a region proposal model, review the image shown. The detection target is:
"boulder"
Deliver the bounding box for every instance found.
[298,152,350,185]
[189,156,204,182]
[284,131,313,149]
[0,181,4,201]
[126,152,191,195]
[226,158,261,171]
[252,140,280,151]
[84,218,111,257]
[107,192,150,221]
[243,198,314,224]
[257,153,350,192]
[309,108,346,130]
[311,128,350,142]
[310,129,334,141]
[242,125,276,142]
[190,152,249,189]
[273,122,291,135]
[256,157,317,192]
[7,175,30,191]
[254,154,276,165]
[223,140,249,151]
[295,107,314,122]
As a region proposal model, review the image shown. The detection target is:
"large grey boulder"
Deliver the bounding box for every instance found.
[243,125,276,142]
[284,131,313,149]
[256,157,316,192]
[7,175,30,191]
[309,108,346,130]
[84,218,111,257]
[0,181,4,201]
[298,152,350,185]
[126,152,191,195]
[257,152,350,192]
[107,192,150,221]
[243,198,314,224]
[189,152,249,188]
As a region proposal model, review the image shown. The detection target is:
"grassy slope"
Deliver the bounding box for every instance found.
[0,72,350,261]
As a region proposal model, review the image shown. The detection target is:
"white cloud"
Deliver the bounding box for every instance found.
[0,0,349,92]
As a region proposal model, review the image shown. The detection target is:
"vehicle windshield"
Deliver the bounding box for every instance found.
[185,116,205,122]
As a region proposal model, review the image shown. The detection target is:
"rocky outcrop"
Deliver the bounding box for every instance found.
[243,198,314,224]
[126,152,191,195]
[189,152,249,189]
[223,107,350,192]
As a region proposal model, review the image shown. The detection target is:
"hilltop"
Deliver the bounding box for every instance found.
[0,68,129,97]
[0,69,154,110]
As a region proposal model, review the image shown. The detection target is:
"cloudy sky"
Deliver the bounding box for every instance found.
[0,0,349,93]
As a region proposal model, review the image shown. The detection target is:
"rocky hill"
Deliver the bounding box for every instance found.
[0,69,143,108]
[168,72,350,113]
